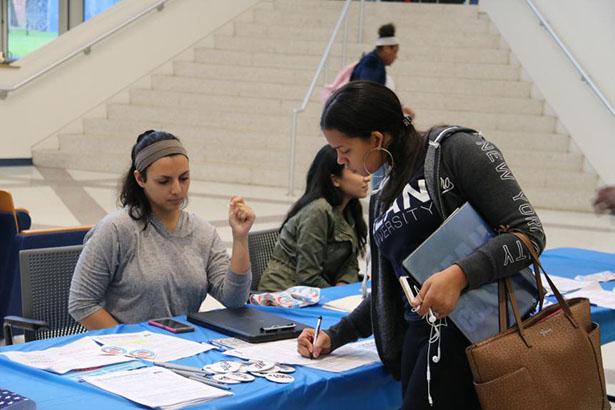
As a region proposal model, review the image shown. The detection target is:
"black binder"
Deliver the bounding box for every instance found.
[402,202,539,343]
[187,307,309,343]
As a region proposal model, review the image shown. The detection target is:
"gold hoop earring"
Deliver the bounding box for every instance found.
[362,147,395,176]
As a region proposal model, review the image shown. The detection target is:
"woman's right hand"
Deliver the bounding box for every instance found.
[297,328,332,359]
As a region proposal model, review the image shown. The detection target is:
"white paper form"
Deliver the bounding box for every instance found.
[0,337,134,374]
[224,338,380,373]
[564,282,615,310]
[92,331,216,362]
[575,271,615,283]
[322,294,363,312]
[542,274,586,296]
[83,366,232,409]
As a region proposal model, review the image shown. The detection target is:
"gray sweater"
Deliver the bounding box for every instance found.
[68,208,251,324]
[326,131,546,379]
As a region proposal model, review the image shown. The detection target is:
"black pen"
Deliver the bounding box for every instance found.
[311,315,323,360]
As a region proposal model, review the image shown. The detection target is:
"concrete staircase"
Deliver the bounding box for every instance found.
[33,0,598,212]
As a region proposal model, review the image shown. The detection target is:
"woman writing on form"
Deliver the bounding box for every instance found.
[69,130,254,329]
[297,82,545,409]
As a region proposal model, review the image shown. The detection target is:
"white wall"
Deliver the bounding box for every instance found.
[0,0,259,159]
[481,0,615,184]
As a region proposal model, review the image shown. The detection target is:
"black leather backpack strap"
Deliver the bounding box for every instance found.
[424,126,478,218]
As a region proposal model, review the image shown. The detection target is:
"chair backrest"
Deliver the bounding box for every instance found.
[0,190,19,230]
[247,228,279,291]
[19,245,87,342]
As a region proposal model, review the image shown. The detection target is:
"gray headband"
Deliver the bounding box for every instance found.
[134,139,188,172]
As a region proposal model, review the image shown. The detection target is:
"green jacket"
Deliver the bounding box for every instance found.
[257,198,360,292]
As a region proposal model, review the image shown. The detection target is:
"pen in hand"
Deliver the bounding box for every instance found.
[311,315,323,360]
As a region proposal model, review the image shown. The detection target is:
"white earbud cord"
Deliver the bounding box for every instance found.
[426,315,447,407]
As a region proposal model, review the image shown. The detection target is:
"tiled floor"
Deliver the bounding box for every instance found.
[2,164,615,395]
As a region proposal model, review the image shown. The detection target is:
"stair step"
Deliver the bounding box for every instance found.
[77,120,570,154]
[233,22,500,49]
[32,147,596,213]
[176,60,522,89]
[106,102,555,134]
[152,74,530,100]
[273,0,479,17]
[195,49,520,81]
[251,9,489,34]
[133,84,542,116]
[210,36,511,64]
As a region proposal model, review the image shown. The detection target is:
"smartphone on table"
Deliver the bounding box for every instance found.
[148,318,194,334]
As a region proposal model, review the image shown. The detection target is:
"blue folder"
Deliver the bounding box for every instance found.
[402,202,539,343]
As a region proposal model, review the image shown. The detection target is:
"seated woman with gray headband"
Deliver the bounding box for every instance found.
[69,130,255,329]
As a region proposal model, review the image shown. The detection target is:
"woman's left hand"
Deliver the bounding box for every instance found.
[411,264,468,319]
[228,196,255,239]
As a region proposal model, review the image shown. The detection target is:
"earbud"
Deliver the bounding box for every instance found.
[432,345,441,363]
[428,312,437,324]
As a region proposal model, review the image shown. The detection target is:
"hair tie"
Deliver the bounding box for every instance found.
[403,115,413,128]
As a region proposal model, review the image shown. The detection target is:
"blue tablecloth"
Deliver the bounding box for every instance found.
[0,247,613,409]
[0,283,400,410]
[540,248,615,344]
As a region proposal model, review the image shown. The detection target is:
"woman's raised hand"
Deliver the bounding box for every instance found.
[228,196,255,239]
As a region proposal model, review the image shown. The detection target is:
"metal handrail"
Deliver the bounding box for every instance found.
[526,0,614,117]
[0,0,168,100]
[287,0,364,195]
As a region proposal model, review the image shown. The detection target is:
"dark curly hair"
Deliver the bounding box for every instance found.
[119,130,182,227]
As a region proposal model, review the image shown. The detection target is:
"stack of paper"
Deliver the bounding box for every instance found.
[0,332,216,374]
[322,294,363,312]
[224,338,380,373]
[542,271,615,310]
[0,337,134,374]
[83,366,232,409]
[92,331,216,362]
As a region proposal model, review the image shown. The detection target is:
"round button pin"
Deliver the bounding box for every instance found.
[207,360,242,374]
[265,373,294,384]
[246,360,275,373]
[212,374,241,384]
[275,364,296,373]
[225,372,255,382]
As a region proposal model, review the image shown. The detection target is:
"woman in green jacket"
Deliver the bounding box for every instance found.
[257,145,370,292]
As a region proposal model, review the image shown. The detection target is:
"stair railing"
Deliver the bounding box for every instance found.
[526,0,614,117]
[287,0,365,195]
[0,0,169,100]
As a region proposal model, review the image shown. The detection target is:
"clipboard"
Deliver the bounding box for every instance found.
[187,307,309,343]
[402,202,539,343]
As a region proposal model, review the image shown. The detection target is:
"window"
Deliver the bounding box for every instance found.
[83,0,122,21]
[8,0,59,59]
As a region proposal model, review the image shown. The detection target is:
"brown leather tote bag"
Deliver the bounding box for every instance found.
[466,233,610,410]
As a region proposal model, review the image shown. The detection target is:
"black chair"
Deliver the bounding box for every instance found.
[247,228,279,291]
[3,245,87,345]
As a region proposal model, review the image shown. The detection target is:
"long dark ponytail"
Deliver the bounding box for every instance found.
[320,81,426,207]
[119,130,180,227]
[283,145,367,254]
